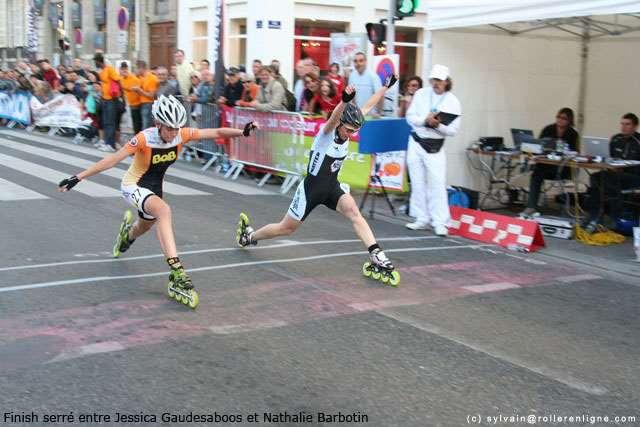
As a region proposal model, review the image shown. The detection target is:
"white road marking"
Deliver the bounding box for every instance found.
[0,236,441,272]
[0,138,208,195]
[556,274,602,283]
[0,244,489,293]
[0,152,120,197]
[377,309,609,396]
[463,282,521,293]
[0,129,271,195]
[0,177,48,200]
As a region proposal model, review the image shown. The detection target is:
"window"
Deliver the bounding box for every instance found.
[155,0,169,16]
[294,19,347,73]
[192,21,208,63]
[227,18,247,67]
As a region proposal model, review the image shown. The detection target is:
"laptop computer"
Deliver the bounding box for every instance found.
[511,128,534,149]
[581,136,610,158]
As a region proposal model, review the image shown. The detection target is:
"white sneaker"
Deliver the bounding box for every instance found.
[434,225,449,237]
[94,139,105,148]
[98,144,115,152]
[405,221,431,231]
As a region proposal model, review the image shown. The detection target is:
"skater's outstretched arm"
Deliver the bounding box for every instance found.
[57,148,130,192]
[196,121,259,140]
[360,74,398,117]
[322,86,356,135]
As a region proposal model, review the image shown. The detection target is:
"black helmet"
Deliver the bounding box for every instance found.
[340,103,365,128]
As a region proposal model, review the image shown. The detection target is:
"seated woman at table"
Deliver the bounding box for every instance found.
[582,112,640,233]
[521,107,580,217]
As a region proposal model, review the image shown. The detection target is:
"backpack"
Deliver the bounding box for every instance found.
[283,88,296,112]
[447,187,471,208]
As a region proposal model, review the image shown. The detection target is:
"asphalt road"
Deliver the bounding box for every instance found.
[0,129,638,427]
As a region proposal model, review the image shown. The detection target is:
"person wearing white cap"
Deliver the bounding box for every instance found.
[404,64,462,236]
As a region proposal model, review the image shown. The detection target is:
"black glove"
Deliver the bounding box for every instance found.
[58,175,80,191]
[242,121,257,137]
[384,74,398,89]
[342,89,355,103]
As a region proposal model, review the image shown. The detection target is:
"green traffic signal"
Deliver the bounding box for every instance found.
[396,0,418,17]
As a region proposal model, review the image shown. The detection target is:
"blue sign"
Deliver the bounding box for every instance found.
[268,20,281,29]
[358,118,411,154]
[256,20,262,29]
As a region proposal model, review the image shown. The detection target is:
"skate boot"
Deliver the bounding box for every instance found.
[167,267,199,309]
[236,212,257,248]
[113,210,134,258]
[362,248,401,286]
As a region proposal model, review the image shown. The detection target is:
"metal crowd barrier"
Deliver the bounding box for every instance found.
[178,97,225,171]
[228,107,306,194]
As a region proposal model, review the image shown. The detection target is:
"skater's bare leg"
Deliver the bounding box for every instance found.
[252,213,302,242]
[144,196,178,258]
[128,217,155,240]
[336,193,375,248]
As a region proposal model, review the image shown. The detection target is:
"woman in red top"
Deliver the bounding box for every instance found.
[327,62,344,94]
[310,78,340,119]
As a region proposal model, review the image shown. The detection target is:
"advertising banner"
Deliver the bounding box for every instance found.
[231,109,372,190]
[0,91,31,125]
[31,95,83,128]
[330,33,367,71]
[368,151,407,191]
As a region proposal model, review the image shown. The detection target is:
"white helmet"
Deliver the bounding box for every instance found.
[152,95,187,128]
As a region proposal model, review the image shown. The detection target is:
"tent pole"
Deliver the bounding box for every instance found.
[577,20,590,134]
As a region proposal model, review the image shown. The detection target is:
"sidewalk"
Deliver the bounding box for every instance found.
[357,191,640,280]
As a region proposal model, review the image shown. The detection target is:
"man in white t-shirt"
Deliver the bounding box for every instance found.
[347,52,382,115]
[405,64,462,237]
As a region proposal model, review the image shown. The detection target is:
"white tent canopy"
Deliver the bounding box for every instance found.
[426,0,640,31]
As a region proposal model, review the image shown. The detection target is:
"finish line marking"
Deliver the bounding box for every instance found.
[0,244,489,293]
[0,236,443,272]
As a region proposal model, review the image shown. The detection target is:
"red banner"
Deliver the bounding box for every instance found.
[449,207,545,252]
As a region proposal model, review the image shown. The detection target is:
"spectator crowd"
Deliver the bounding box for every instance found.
[0,51,424,151]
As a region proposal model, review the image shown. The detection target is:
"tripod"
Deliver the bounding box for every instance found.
[359,156,397,219]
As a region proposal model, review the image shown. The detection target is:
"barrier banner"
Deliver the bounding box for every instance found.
[0,91,31,125]
[229,108,374,190]
[449,207,545,252]
[369,151,407,191]
[32,95,83,128]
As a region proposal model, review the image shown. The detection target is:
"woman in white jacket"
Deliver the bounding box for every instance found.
[405,64,461,236]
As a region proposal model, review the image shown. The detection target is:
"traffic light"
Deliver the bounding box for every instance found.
[396,0,418,17]
[366,23,386,47]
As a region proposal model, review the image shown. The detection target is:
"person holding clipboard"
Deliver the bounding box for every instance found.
[405,64,462,236]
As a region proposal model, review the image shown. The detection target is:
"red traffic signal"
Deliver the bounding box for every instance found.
[365,23,386,47]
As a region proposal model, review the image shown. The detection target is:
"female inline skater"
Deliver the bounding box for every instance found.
[236,77,401,285]
[58,95,257,308]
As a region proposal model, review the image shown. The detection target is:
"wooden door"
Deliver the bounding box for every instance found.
[149,22,176,68]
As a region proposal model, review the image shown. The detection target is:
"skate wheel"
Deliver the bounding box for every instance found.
[239,212,249,228]
[362,262,372,277]
[371,270,381,280]
[175,292,184,303]
[167,283,175,299]
[381,274,390,284]
[389,271,401,287]
[187,291,199,309]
